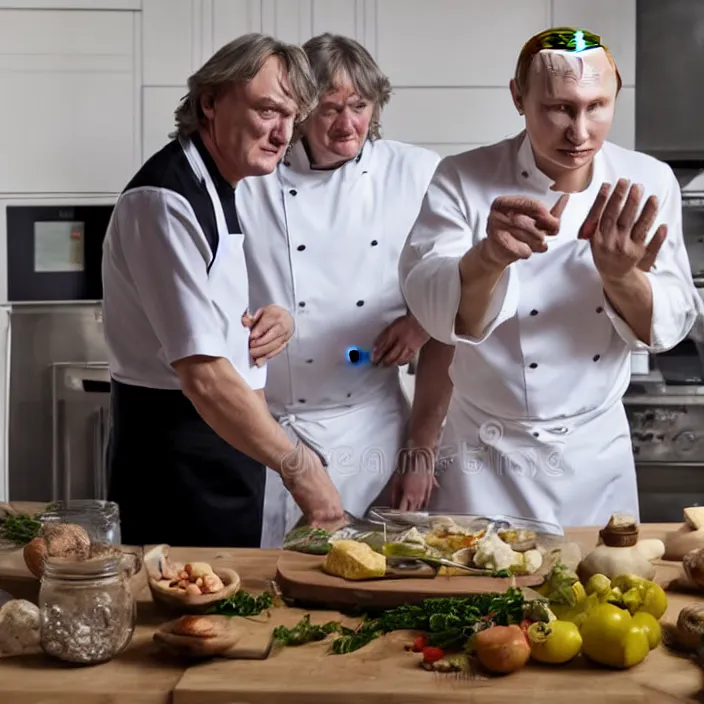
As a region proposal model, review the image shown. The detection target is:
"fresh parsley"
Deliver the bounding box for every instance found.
[273,588,527,654]
[205,590,274,617]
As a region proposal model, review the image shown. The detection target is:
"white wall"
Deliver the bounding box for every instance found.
[142,0,636,161]
[0,0,636,195]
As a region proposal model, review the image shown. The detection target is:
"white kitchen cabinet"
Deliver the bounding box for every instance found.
[383,86,524,148]
[0,1,139,7]
[142,86,187,160]
[212,0,263,53]
[142,0,195,85]
[0,8,140,194]
[375,0,551,87]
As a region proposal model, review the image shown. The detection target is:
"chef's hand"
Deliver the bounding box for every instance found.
[482,193,570,268]
[280,443,345,529]
[578,178,668,281]
[372,313,429,367]
[242,305,294,366]
[390,447,438,512]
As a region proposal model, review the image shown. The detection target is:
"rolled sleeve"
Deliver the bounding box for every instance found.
[604,170,698,353]
[399,158,517,345]
[116,188,230,364]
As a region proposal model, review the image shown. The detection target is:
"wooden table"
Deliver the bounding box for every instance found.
[0,505,702,703]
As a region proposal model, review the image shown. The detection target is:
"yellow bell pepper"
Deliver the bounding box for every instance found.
[580,603,653,669]
[608,574,668,620]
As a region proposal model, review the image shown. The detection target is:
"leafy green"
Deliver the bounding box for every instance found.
[273,615,342,646]
[204,590,273,617]
[539,561,580,606]
[275,588,527,655]
[0,513,42,545]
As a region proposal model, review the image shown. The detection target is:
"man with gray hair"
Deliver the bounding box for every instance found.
[236,33,446,547]
[102,33,344,548]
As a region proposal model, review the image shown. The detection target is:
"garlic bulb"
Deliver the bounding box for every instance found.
[682,548,704,588]
[676,603,704,651]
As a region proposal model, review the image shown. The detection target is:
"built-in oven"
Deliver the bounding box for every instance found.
[5,202,113,303]
[0,195,116,503]
[683,190,704,286]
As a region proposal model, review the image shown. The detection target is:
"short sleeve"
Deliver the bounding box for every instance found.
[115,188,231,365]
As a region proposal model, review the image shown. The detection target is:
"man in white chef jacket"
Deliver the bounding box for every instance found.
[102,34,344,548]
[236,33,443,546]
[398,27,699,528]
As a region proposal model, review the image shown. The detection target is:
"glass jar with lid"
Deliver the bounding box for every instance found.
[39,553,137,665]
[38,500,122,548]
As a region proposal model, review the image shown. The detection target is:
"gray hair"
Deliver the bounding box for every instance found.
[171,33,317,139]
[301,33,392,141]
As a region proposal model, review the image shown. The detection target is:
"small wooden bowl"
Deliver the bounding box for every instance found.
[144,544,241,614]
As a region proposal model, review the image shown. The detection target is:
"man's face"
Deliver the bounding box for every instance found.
[303,75,374,168]
[514,47,618,178]
[202,55,299,181]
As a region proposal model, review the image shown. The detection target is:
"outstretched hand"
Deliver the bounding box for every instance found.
[578,178,668,279]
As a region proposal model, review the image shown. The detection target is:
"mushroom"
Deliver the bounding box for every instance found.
[22,523,91,578]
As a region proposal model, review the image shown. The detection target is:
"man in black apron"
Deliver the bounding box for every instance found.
[102,33,344,548]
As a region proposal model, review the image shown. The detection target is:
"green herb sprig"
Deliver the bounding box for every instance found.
[273,615,342,646]
[205,590,274,617]
[273,587,526,655]
[0,513,42,546]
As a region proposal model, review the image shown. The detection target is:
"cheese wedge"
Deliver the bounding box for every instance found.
[684,506,704,530]
[322,540,386,580]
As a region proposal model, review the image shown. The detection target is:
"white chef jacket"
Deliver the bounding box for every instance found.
[398,131,697,528]
[103,134,266,392]
[237,138,440,545]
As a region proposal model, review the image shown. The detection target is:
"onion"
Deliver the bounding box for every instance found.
[473,624,531,674]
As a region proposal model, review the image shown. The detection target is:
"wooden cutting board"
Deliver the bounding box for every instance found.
[275,551,546,609]
[154,614,275,660]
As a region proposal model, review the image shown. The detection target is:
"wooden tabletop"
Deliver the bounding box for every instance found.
[0,503,702,703]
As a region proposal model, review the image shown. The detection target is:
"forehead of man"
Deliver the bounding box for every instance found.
[528,47,617,101]
[241,55,297,112]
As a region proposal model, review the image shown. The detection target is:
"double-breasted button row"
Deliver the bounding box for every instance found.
[526,305,604,368]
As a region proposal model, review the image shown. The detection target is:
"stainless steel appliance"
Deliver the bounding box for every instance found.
[636,0,704,162]
[684,192,704,286]
[626,384,704,523]
[0,196,115,503]
[626,336,704,521]
[51,362,110,504]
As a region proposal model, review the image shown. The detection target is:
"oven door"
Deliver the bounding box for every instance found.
[5,201,114,303]
[683,191,704,287]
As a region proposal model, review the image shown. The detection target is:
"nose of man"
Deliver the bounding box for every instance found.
[567,113,590,145]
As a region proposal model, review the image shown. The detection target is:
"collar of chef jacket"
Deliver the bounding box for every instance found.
[514,130,607,200]
[279,139,372,189]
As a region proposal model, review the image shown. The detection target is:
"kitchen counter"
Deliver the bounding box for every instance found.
[0,506,702,703]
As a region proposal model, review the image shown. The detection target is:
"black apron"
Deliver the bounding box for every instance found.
[107,380,265,548]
